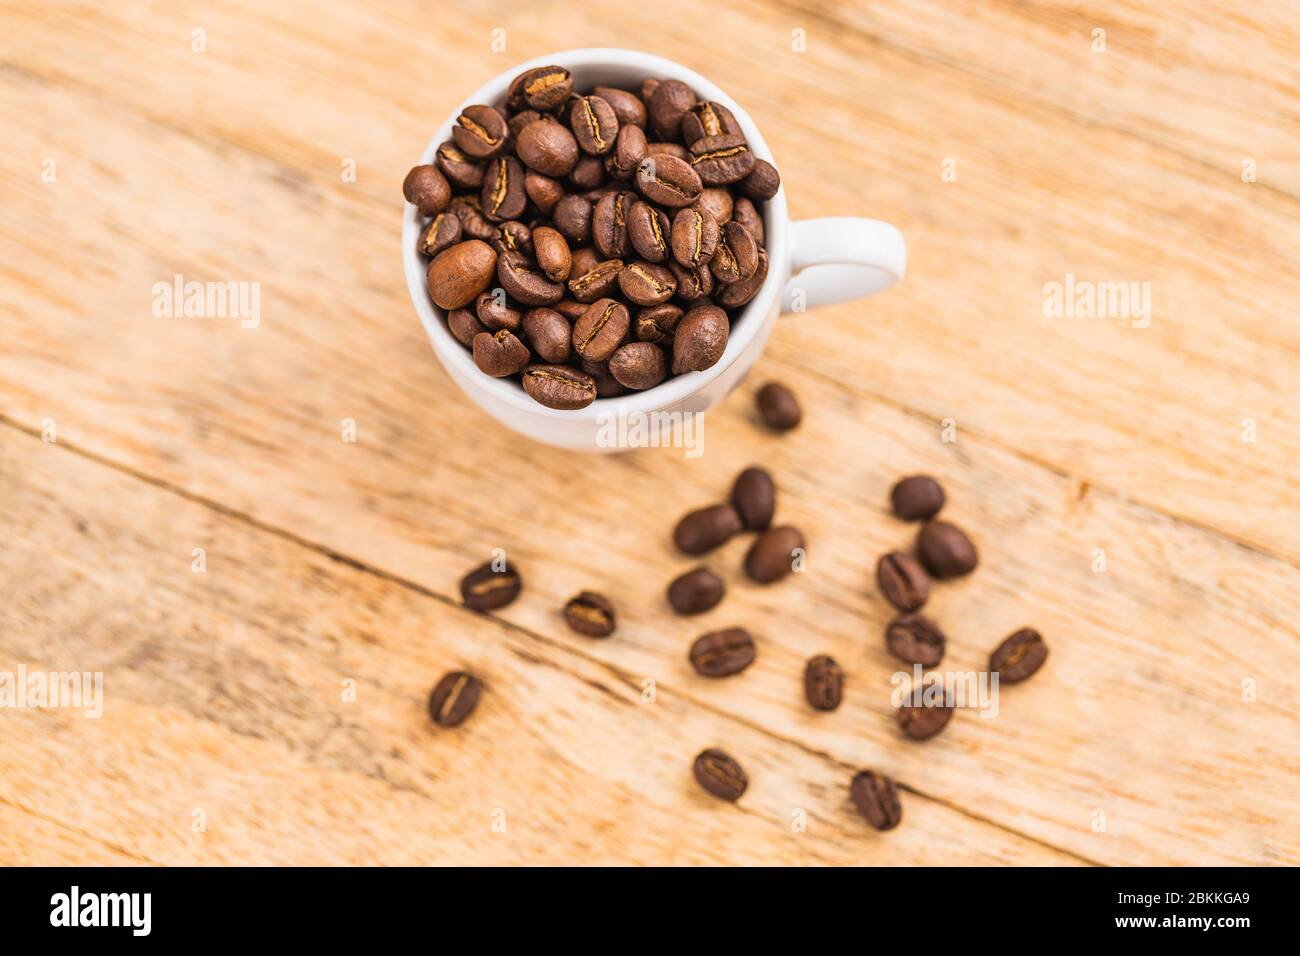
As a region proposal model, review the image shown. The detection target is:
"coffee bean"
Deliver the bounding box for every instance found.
[428,671,482,727]
[730,466,775,530]
[447,307,487,347]
[671,207,720,268]
[917,521,978,578]
[689,133,756,185]
[804,655,844,711]
[594,86,647,129]
[896,699,954,741]
[452,104,509,159]
[648,79,697,141]
[521,308,571,363]
[694,188,734,227]
[876,552,931,612]
[508,109,542,140]
[693,748,747,801]
[580,357,626,397]
[521,364,598,409]
[497,250,564,306]
[460,560,522,611]
[636,304,683,343]
[689,628,756,677]
[627,201,671,262]
[508,65,573,112]
[890,476,945,521]
[671,304,728,374]
[572,298,630,362]
[732,196,765,247]
[562,591,616,637]
[449,196,497,241]
[417,212,462,258]
[669,261,714,301]
[606,124,648,180]
[636,154,703,207]
[850,770,901,830]
[744,525,804,584]
[711,221,758,283]
[989,628,1048,683]
[741,159,781,201]
[426,240,498,310]
[681,101,740,145]
[568,258,624,303]
[608,341,667,390]
[885,613,945,667]
[714,247,768,307]
[552,194,593,245]
[493,220,532,258]
[569,95,619,155]
[618,262,677,306]
[515,117,579,178]
[480,155,527,221]
[524,171,564,214]
[756,381,800,430]
[667,566,725,615]
[472,329,530,377]
[531,226,571,282]
[640,77,661,103]
[403,164,451,216]
[436,142,485,189]
[475,291,520,332]
[674,503,743,554]
[592,190,636,258]
[646,141,689,161]
[555,297,587,321]
[568,154,606,191]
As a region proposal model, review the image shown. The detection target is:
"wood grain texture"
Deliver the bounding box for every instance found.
[1,0,1297,865]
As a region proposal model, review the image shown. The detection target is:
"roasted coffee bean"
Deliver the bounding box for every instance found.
[850,770,901,830]
[876,552,931,612]
[515,117,579,178]
[481,155,527,221]
[475,290,521,332]
[403,164,451,216]
[509,65,573,112]
[570,247,599,277]
[592,190,636,258]
[567,258,623,303]
[672,305,728,374]
[673,503,743,554]
[890,476,945,521]
[805,655,844,711]
[714,247,768,307]
[896,698,954,741]
[580,357,626,398]
[885,613,945,667]
[671,207,720,268]
[417,212,462,258]
[648,79,697,141]
[693,748,747,801]
[711,220,758,283]
[472,329,530,377]
[531,226,572,282]
[460,560,522,610]
[689,133,756,186]
[605,124,648,181]
[507,109,542,140]
[693,187,734,226]
[627,201,672,262]
[756,381,800,430]
[646,141,690,161]
[635,154,703,207]
[741,159,781,201]
[552,194,593,245]
[524,171,564,214]
[521,364,598,409]
[449,196,497,241]
[989,628,1048,683]
[667,566,725,615]
[522,307,571,363]
[608,341,667,390]
[594,86,647,129]
[452,104,509,159]
[732,196,765,247]
[436,141,485,189]
[640,77,661,104]
[569,95,619,155]
[689,627,756,677]
[427,240,498,310]
[917,521,979,578]
[497,250,564,306]
[447,307,487,348]
[730,466,775,530]
[681,101,740,145]
[572,297,630,362]
[568,154,606,191]
[493,220,532,257]
[562,591,616,637]
[744,525,804,584]
[669,261,714,301]
[555,297,588,321]
[636,304,683,342]
[618,262,677,306]
[428,671,482,727]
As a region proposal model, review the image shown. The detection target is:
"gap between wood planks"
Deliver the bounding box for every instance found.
[0,413,1103,866]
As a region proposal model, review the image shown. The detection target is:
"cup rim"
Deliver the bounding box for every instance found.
[402,48,789,422]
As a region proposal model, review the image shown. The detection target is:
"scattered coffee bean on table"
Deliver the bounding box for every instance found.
[890,475,945,521]
[428,671,483,728]
[562,591,617,637]
[885,613,946,667]
[896,699,954,741]
[667,566,725,615]
[407,65,782,410]
[916,520,979,578]
[673,502,743,554]
[460,560,523,610]
[692,748,748,801]
[689,627,757,677]
[989,627,1048,683]
[850,770,902,831]
[730,465,776,530]
[756,381,801,431]
[744,525,805,583]
[804,655,844,711]
[876,551,931,612]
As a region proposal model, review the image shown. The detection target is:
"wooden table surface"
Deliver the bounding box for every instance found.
[2,0,1297,866]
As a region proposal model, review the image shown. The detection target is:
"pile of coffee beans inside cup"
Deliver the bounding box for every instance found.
[404,66,781,410]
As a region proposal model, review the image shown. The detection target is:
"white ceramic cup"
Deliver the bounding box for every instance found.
[402,48,906,451]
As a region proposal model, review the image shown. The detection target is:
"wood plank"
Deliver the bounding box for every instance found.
[0,428,1072,865]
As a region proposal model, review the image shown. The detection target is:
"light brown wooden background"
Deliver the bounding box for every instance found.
[1,0,1297,866]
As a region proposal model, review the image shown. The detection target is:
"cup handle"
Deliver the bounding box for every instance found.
[780,217,907,313]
